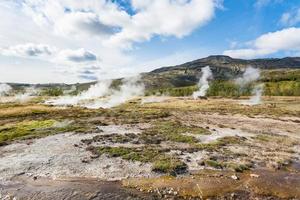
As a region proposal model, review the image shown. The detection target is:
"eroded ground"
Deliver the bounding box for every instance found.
[0,96,299,199]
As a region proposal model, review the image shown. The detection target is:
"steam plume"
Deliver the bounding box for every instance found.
[13,87,39,103]
[236,67,264,105]
[235,67,260,86]
[85,76,144,109]
[46,76,144,109]
[45,80,112,106]
[193,66,213,99]
[0,83,12,96]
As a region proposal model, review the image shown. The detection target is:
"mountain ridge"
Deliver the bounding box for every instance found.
[149,55,300,74]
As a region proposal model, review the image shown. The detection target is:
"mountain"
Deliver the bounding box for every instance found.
[142,55,300,89]
[4,55,300,92]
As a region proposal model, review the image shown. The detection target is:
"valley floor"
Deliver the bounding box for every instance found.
[0,96,300,199]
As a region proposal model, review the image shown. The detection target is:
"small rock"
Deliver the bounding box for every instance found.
[90,154,99,159]
[81,158,90,163]
[231,174,239,180]
[250,173,260,178]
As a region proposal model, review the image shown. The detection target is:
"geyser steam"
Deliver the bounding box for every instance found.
[193,66,213,99]
[236,67,264,105]
[86,76,144,109]
[235,67,260,86]
[46,76,144,109]
[0,83,12,96]
[248,84,264,105]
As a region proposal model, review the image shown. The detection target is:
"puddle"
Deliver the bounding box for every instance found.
[0,177,157,200]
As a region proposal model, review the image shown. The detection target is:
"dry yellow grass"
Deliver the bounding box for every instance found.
[140,96,300,117]
[0,104,57,118]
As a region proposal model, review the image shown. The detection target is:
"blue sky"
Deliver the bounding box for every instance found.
[0,0,300,83]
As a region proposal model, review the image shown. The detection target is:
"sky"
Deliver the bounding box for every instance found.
[0,0,300,83]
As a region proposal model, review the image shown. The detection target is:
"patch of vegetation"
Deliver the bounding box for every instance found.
[145,85,198,97]
[254,134,271,142]
[195,136,246,152]
[96,146,187,175]
[41,87,64,96]
[264,81,300,96]
[152,156,187,175]
[201,159,251,172]
[253,134,298,146]
[204,159,224,169]
[230,164,250,172]
[104,106,171,124]
[0,119,97,145]
[82,133,137,145]
[144,69,300,97]
[0,120,56,144]
[97,147,161,162]
[140,121,210,144]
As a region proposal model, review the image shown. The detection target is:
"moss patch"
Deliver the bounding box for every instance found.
[0,119,96,145]
[152,156,187,175]
[95,146,187,175]
[0,120,56,144]
[140,121,210,144]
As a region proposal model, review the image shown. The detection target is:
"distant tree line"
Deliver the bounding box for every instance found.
[145,80,300,97]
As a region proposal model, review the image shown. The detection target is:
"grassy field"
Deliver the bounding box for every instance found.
[0,96,299,199]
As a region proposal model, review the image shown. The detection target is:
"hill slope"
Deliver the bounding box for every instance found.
[142,55,300,89]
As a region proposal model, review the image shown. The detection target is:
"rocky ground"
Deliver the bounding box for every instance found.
[0,96,299,199]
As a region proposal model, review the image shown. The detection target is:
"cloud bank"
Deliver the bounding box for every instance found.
[0,0,219,83]
[224,27,300,59]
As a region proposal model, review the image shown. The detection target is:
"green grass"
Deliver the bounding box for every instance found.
[144,78,300,97]
[140,121,210,144]
[152,156,187,175]
[97,147,161,163]
[204,160,223,169]
[0,120,56,144]
[195,136,246,152]
[0,119,97,145]
[96,146,187,175]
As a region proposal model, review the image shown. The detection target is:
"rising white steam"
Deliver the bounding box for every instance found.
[193,66,213,99]
[13,87,38,103]
[45,80,112,106]
[236,67,264,105]
[0,86,38,103]
[241,84,264,105]
[85,76,144,109]
[46,76,144,109]
[235,67,260,86]
[0,83,12,96]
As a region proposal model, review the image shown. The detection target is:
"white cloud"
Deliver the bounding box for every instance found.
[223,27,300,58]
[55,48,97,63]
[20,0,217,48]
[279,8,300,26]
[0,0,219,83]
[0,43,97,64]
[54,12,117,37]
[0,43,55,58]
[107,0,216,48]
